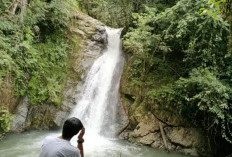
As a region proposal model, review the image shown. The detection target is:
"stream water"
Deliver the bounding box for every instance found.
[0,28,191,157]
[0,130,190,157]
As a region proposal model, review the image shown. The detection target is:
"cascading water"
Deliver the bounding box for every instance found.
[0,27,190,157]
[70,27,124,138]
[68,27,136,157]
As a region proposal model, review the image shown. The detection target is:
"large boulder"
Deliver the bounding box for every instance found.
[10,96,29,132]
[164,127,204,148]
[25,104,68,130]
[119,109,209,156]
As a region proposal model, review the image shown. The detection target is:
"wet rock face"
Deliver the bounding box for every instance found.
[119,59,210,156]
[11,96,29,132]
[11,97,71,131]
[25,105,66,130]
[119,111,209,156]
[165,127,204,148]
[10,11,107,132]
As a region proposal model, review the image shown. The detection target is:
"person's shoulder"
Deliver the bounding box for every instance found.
[61,144,80,157]
[67,145,80,154]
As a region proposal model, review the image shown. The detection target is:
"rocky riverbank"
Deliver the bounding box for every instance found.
[119,59,211,157]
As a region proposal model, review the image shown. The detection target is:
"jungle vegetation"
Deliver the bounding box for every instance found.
[0,0,231,156]
[0,0,80,137]
[78,0,232,155]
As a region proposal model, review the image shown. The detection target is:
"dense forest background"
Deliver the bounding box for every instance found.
[0,0,231,156]
[79,1,232,153]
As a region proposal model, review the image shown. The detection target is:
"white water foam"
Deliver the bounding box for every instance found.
[71,27,124,136]
[69,27,126,155]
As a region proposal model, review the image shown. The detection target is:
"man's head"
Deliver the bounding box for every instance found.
[62,117,83,139]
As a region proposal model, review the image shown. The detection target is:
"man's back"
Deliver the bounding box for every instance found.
[39,136,80,157]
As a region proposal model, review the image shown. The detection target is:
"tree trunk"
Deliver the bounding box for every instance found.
[20,0,28,23]
[8,0,28,22]
[159,121,169,150]
[9,0,19,15]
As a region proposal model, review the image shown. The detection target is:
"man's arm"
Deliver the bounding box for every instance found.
[78,142,84,157]
[77,128,85,157]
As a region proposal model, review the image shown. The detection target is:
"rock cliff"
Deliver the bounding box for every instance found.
[10,11,107,132]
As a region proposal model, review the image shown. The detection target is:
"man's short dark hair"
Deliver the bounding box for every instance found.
[62,117,83,139]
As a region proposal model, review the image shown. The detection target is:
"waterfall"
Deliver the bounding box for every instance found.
[0,27,188,157]
[70,27,125,138]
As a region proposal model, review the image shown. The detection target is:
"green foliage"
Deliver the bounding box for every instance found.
[200,0,226,19]
[149,68,232,143]
[123,0,232,143]
[0,0,11,14]
[0,0,74,105]
[0,107,13,138]
[123,8,177,89]
[0,50,15,84]
[77,0,134,27]
[150,0,229,75]
[200,0,232,19]
[28,35,68,105]
[24,0,72,34]
[77,0,176,28]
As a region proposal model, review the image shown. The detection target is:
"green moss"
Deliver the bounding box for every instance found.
[70,35,83,53]
[27,33,69,106]
[66,34,84,84]
[0,107,13,138]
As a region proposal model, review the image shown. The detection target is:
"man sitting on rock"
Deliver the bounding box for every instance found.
[39,117,85,157]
